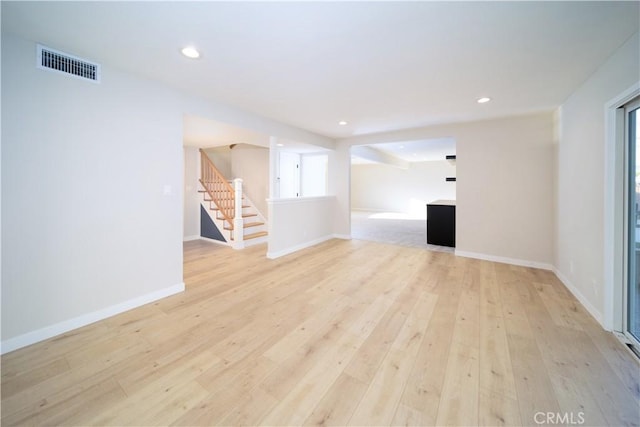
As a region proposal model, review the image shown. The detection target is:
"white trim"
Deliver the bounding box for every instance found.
[183,235,200,242]
[604,81,640,331]
[0,282,185,355]
[267,234,334,259]
[553,268,604,327]
[454,250,553,271]
[453,249,605,327]
[332,234,352,240]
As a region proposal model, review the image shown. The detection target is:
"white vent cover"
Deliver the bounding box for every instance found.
[37,44,101,83]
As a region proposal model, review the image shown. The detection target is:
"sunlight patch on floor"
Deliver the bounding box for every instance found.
[367,212,414,220]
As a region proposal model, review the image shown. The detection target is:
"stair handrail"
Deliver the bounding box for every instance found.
[199,149,235,227]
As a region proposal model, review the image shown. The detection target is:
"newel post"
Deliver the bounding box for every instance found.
[233,178,244,249]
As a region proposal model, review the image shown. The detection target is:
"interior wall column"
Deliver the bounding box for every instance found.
[269,136,280,199]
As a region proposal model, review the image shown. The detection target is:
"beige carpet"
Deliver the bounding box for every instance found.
[350,210,453,253]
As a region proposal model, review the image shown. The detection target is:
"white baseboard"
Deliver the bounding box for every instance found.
[267,235,334,259]
[332,234,352,240]
[452,250,605,328]
[454,250,554,271]
[183,235,200,242]
[456,250,604,325]
[552,267,604,326]
[1,282,185,355]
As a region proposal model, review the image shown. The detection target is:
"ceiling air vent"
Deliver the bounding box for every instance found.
[37,44,101,83]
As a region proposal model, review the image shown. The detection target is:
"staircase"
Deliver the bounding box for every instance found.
[198,149,268,248]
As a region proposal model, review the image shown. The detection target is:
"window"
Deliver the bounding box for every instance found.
[301,154,328,197]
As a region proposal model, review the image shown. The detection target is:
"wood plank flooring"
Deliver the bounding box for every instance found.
[2,239,639,426]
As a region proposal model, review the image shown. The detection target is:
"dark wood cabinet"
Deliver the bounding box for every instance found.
[427,200,456,247]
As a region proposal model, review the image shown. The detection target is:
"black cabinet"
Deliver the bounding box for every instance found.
[427,200,456,247]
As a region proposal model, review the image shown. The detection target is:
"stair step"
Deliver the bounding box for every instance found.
[224,221,264,231]
[244,231,268,240]
[230,231,268,241]
[216,213,256,221]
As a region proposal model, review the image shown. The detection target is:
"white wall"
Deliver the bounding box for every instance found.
[1,33,185,349]
[183,147,200,240]
[203,146,232,178]
[231,144,269,218]
[337,112,555,267]
[267,196,337,258]
[351,160,456,218]
[557,32,640,325]
[328,143,352,238]
[1,32,333,352]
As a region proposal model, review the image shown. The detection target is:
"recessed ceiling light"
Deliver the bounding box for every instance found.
[276,143,284,147]
[181,46,200,59]
[338,121,348,126]
[477,97,491,104]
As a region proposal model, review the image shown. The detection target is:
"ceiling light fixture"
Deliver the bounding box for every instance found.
[276,143,284,147]
[181,46,200,59]
[477,97,491,104]
[338,121,348,126]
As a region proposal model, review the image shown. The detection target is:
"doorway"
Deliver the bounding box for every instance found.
[624,96,640,350]
[349,138,456,251]
[279,151,300,198]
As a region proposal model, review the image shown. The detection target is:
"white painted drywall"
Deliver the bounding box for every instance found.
[231,144,269,218]
[1,32,332,351]
[337,112,555,267]
[1,34,185,346]
[351,160,456,218]
[202,146,232,179]
[351,145,409,169]
[267,196,336,258]
[557,32,640,325]
[183,147,200,240]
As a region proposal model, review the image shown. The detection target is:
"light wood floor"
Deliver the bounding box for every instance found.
[2,239,639,426]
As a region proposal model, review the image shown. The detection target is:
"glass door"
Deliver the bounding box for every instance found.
[625,97,640,348]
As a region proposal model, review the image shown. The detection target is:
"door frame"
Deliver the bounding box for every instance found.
[604,82,640,333]
[623,96,640,348]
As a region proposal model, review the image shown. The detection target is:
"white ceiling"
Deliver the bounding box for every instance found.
[368,138,456,163]
[184,115,330,154]
[3,1,638,143]
[183,115,270,148]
